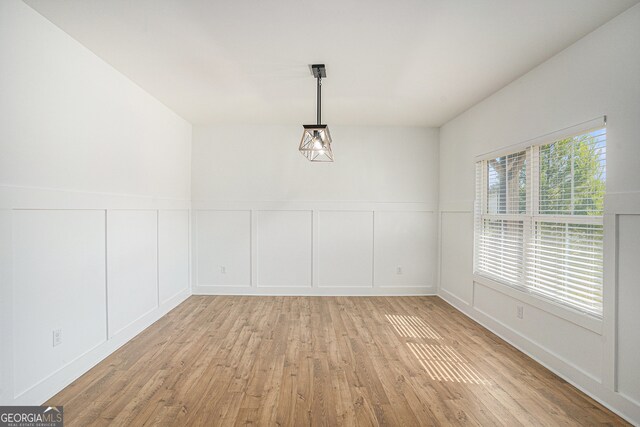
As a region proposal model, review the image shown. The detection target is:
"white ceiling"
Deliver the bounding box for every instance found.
[24,0,639,127]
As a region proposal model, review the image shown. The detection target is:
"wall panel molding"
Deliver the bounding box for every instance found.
[374,211,436,288]
[605,191,640,215]
[255,210,313,287]
[158,210,191,304]
[318,210,374,288]
[192,200,434,212]
[0,210,13,404]
[192,202,436,295]
[11,289,189,406]
[2,202,191,406]
[615,214,640,406]
[12,210,107,398]
[194,210,251,287]
[106,210,159,338]
[438,200,473,213]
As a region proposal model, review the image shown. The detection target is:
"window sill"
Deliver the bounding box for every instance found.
[472,273,603,335]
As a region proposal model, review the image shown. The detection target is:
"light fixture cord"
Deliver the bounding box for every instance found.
[317,76,321,125]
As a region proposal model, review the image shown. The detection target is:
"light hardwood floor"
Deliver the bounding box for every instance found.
[47,296,628,426]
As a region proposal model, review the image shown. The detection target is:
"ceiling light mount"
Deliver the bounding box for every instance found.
[310,63,327,79]
[299,64,333,162]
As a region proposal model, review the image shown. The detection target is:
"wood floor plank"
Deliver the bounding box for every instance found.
[46,296,630,426]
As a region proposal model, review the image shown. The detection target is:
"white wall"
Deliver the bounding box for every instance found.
[0,0,192,405]
[191,125,439,295]
[438,4,640,424]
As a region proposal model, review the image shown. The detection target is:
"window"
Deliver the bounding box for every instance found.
[474,128,606,317]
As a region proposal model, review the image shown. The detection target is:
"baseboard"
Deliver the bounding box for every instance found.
[438,288,471,308]
[9,288,191,406]
[438,292,640,425]
[193,285,436,296]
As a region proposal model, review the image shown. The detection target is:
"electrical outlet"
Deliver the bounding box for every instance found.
[517,305,524,319]
[220,266,226,274]
[396,266,403,275]
[53,329,63,347]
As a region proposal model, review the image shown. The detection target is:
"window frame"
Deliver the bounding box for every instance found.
[473,118,606,329]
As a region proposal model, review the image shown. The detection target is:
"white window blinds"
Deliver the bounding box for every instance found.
[474,127,606,316]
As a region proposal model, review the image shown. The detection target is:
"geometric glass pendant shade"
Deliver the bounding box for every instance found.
[299,64,334,162]
[299,125,333,162]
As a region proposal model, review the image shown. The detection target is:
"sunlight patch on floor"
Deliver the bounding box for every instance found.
[385,314,442,340]
[407,342,490,385]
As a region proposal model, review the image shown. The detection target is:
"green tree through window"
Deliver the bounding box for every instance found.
[539,131,606,216]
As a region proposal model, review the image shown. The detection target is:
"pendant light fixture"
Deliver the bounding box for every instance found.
[299,64,333,162]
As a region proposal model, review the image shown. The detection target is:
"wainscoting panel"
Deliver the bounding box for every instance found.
[256,210,313,287]
[192,202,436,295]
[318,211,373,288]
[2,185,191,406]
[195,210,251,287]
[440,212,474,304]
[106,210,158,338]
[12,210,107,397]
[472,282,603,380]
[374,211,436,288]
[158,210,190,304]
[617,214,640,404]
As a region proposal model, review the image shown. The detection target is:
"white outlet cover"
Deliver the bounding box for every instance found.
[53,329,62,347]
